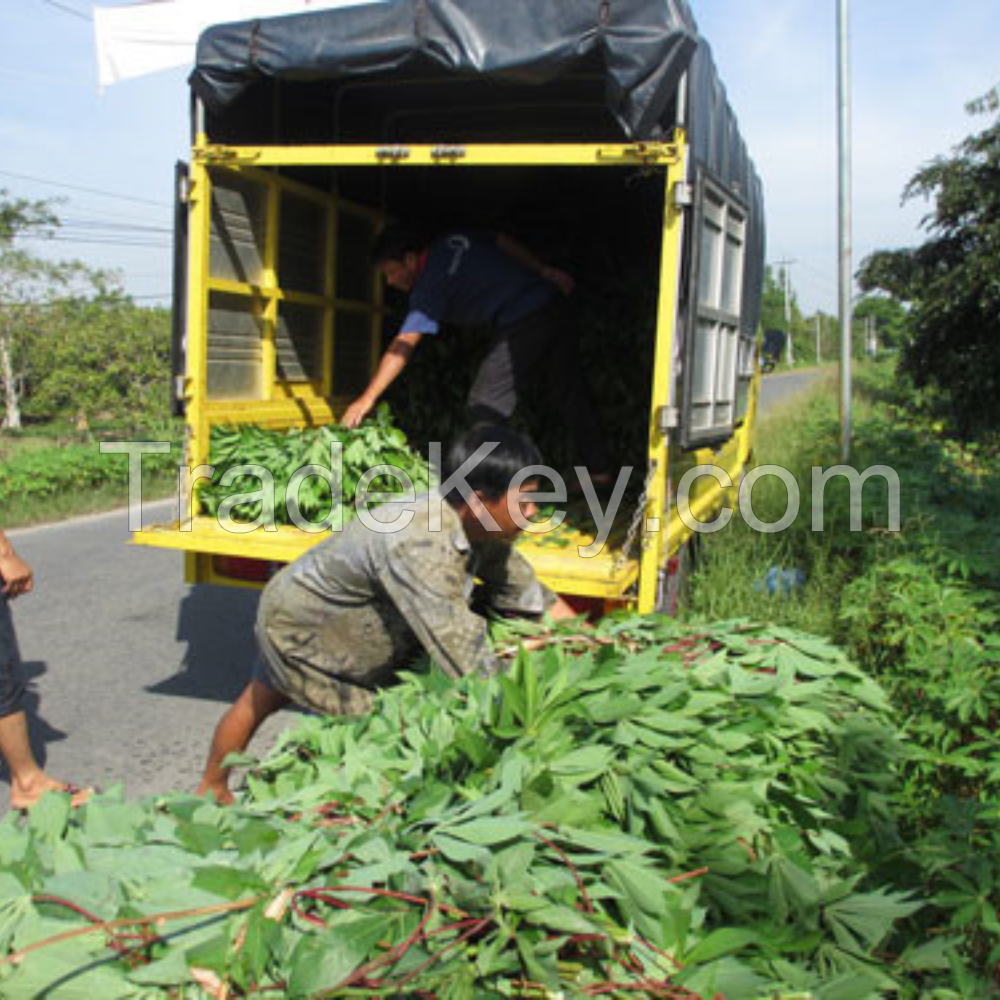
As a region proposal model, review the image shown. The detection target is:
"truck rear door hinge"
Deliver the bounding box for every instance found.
[375,146,411,161]
[597,142,677,165]
[430,145,467,161]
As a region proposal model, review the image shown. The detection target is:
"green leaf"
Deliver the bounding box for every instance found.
[523,904,600,936]
[683,927,758,965]
[442,815,533,846]
[606,859,668,917]
[286,914,387,997]
[27,791,71,841]
[431,834,492,866]
[548,745,614,776]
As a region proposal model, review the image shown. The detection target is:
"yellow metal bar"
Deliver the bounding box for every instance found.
[662,371,758,549]
[204,278,317,308]
[205,276,379,317]
[198,142,681,169]
[139,515,640,600]
[261,178,281,400]
[638,134,689,614]
[227,162,384,221]
[204,396,337,428]
[186,133,213,490]
[231,163,335,205]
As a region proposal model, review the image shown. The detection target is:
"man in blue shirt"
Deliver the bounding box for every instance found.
[342,226,610,482]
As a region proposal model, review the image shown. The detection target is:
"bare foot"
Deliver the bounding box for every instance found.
[11,779,92,811]
[195,782,235,806]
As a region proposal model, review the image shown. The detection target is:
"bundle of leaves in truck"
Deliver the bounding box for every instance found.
[197,404,432,527]
[0,617,923,999]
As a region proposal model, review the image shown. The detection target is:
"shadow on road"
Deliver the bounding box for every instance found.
[145,585,260,703]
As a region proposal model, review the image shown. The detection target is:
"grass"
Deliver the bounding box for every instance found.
[681,366,893,635]
[0,422,181,529]
[1,470,178,529]
[680,361,1000,993]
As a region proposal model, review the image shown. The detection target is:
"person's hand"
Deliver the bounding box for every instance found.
[542,265,575,297]
[0,549,34,598]
[341,396,374,429]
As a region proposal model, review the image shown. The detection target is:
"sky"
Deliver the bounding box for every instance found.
[1,0,998,314]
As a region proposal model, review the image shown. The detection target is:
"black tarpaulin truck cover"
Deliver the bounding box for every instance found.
[190,0,764,335]
[192,0,701,140]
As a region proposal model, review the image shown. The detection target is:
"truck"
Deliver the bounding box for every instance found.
[134,0,765,617]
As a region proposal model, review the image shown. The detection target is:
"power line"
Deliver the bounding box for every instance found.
[21,234,171,249]
[36,0,91,21]
[0,169,171,210]
[60,202,177,226]
[57,219,174,235]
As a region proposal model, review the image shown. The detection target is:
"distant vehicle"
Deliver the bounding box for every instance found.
[761,329,786,373]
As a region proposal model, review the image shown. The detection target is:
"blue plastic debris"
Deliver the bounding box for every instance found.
[754,565,807,596]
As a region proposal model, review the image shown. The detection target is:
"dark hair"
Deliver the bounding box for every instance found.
[442,425,545,503]
[370,224,429,265]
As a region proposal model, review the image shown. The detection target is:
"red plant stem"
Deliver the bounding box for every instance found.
[661,637,704,654]
[534,831,594,914]
[583,983,705,999]
[423,918,485,938]
[368,802,403,826]
[565,933,608,946]
[335,895,438,990]
[667,866,709,885]
[394,918,493,987]
[30,895,151,957]
[357,919,488,989]
[634,931,682,967]
[298,885,431,908]
[326,885,468,919]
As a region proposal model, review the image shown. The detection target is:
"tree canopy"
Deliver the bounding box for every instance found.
[0,190,172,431]
[858,92,1000,434]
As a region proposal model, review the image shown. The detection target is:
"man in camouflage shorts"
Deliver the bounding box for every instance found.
[197,425,576,804]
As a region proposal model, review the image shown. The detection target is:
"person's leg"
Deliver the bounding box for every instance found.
[196,678,290,805]
[480,300,611,476]
[0,594,89,810]
[467,330,520,426]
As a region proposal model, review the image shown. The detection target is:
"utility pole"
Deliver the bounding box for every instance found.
[815,315,822,365]
[837,0,853,462]
[773,258,796,365]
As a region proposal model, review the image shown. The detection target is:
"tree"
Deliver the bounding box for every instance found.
[759,265,793,334]
[0,191,91,430]
[25,290,172,427]
[857,93,1000,434]
[853,295,911,352]
[0,191,172,430]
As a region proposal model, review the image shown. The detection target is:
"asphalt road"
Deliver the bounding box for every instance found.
[759,368,825,416]
[2,368,824,813]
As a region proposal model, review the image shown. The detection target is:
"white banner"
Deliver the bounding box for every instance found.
[94,0,386,89]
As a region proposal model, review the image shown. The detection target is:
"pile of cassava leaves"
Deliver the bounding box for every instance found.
[197,404,432,526]
[0,617,926,999]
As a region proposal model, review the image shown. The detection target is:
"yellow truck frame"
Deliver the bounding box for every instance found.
[135,133,757,615]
